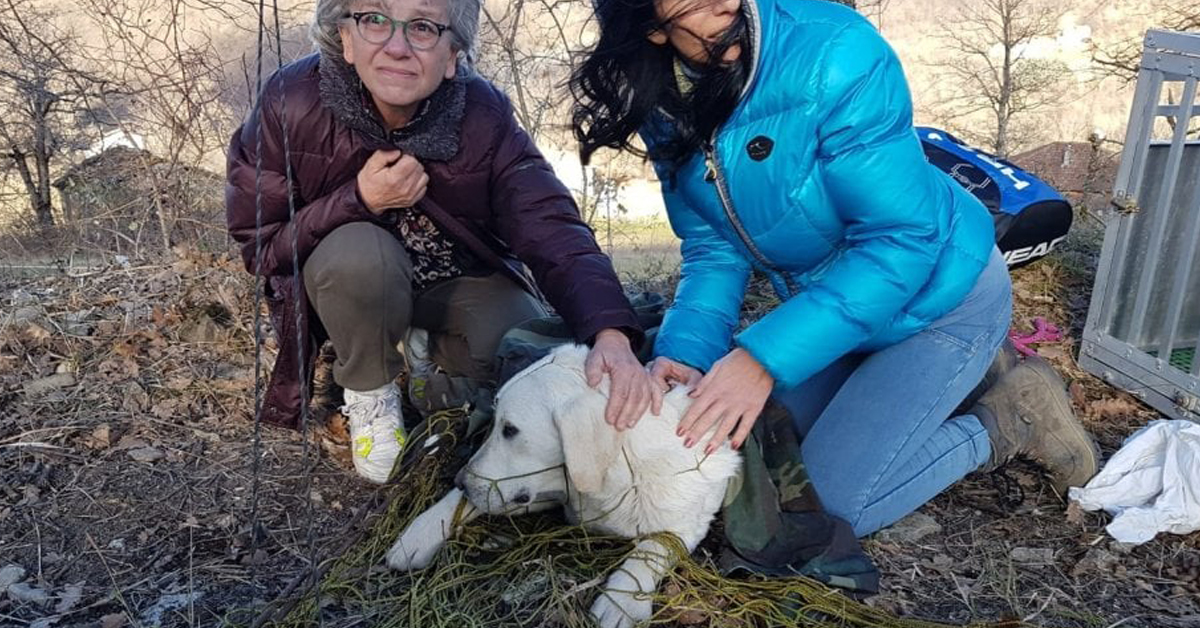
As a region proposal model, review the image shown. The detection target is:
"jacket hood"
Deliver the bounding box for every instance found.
[317,51,466,161]
[738,0,765,104]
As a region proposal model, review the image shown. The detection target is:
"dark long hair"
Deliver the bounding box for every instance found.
[570,0,751,174]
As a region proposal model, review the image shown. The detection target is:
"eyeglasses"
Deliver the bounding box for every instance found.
[344,12,450,50]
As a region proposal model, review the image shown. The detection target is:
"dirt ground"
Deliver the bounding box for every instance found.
[1,228,1198,628]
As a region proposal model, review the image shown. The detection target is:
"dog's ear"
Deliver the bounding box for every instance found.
[552,389,622,494]
[548,345,601,387]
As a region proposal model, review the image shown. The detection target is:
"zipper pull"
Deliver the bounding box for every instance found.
[703,145,717,183]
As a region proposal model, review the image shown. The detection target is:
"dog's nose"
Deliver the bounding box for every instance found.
[454,468,466,491]
[513,492,530,505]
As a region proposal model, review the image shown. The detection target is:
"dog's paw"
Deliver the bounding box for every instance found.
[590,574,653,628]
[384,535,443,571]
[384,515,448,571]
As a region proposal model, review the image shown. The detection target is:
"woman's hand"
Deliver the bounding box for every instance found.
[676,348,773,454]
[585,329,654,430]
[357,149,429,213]
[646,357,703,415]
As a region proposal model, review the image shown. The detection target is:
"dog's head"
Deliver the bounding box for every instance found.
[459,344,624,514]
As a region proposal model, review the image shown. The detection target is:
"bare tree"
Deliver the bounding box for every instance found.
[475,0,592,144]
[860,0,894,28]
[1093,2,1200,82]
[0,1,102,227]
[84,0,246,170]
[930,0,1068,157]
[476,0,631,224]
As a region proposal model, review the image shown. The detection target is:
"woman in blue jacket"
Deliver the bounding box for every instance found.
[570,0,1099,536]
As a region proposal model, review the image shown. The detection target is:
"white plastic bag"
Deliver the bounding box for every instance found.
[1068,419,1200,544]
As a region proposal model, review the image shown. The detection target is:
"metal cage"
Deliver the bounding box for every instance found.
[1080,30,1200,422]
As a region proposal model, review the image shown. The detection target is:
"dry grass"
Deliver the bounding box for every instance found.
[1,219,1197,628]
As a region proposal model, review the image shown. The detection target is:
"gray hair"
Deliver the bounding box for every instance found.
[310,0,481,63]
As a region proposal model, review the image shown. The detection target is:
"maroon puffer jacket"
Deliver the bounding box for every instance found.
[225,54,639,428]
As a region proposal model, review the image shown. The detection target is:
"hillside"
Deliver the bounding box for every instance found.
[882,0,1164,151]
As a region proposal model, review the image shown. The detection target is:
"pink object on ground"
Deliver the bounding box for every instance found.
[1009,317,1063,357]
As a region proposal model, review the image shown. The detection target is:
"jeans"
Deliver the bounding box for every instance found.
[774,248,1012,537]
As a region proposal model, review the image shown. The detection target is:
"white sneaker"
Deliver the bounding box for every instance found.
[341,383,406,484]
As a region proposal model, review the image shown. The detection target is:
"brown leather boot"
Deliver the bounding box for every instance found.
[956,339,1022,414]
[972,354,1100,493]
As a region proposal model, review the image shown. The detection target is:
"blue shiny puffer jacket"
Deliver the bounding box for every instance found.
[644,0,996,389]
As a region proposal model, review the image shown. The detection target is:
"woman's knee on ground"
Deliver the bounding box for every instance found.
[798,435,876,531]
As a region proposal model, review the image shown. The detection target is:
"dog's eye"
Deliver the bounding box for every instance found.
[501,422,518,439]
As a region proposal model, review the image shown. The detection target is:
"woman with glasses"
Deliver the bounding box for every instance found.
[226,0,654,484]
[570,0,1099,537]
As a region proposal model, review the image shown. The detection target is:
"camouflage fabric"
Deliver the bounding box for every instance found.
[486,292,879,595]
[719,400,879,594]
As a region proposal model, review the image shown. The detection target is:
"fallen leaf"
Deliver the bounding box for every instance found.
[1065,500,1086,526]
[122,382,149,413]
[165,376,194,391]
[326,414,350,444]
[22,373,77,396]
[143,329,168,348]
[1038,345,1070,361]
[98,357,140,382]
[1069,381,1088,408]
[0,564,25,589]
[84,424,112,450]
[1009,547,1055,565]
[100,613,127,628]
[7,581,51,604]
[24,323,52,342]
[112,338,140,358]
[1140,595,1182,614]
[55,583,84,613]
[4,305,41,326]
[1071,548,1119,577]
[1089,396,1143,419]
[127,447,165,463]
[112,435,147,451]
[151,398,180,420]
[181,315,221,344]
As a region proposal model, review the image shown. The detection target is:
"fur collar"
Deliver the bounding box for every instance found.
[317,52,465,161]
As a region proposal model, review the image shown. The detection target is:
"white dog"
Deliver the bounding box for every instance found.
[386,344,742,628]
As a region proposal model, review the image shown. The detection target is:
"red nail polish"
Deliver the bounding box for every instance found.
[684,438,693,448]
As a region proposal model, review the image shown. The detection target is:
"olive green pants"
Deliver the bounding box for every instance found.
[303,222,546,391]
